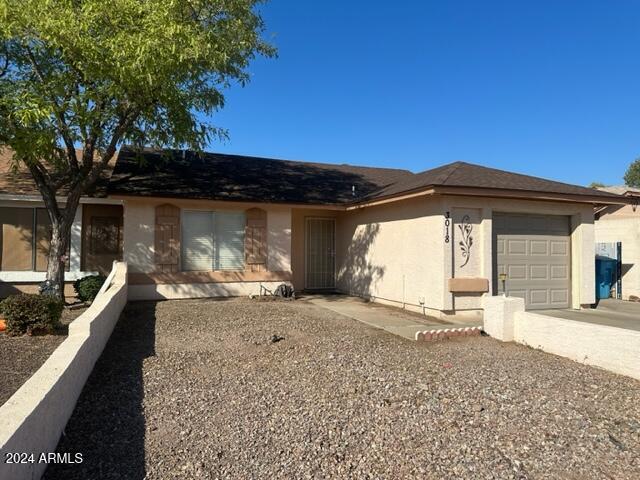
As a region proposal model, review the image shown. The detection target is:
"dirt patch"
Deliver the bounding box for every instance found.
[0,306,87,405]
[46,298,640,479]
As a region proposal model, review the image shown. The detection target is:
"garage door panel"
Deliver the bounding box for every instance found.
[529,289,549,306]
[550,265,569,280]
[507,239,527,255]
[507,264,527,280]
[530,240,549,255]
[494,213,571,310]
[530,264,549,280]
[550,240,569,256]
[550,289,569,305]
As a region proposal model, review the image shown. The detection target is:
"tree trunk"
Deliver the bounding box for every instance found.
[43,191,80,301]
[45,219,71,300]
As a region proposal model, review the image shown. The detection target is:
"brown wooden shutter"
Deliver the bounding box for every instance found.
[155,204,180,272]
[245,208,267,272]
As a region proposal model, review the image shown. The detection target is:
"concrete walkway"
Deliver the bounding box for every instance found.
[542,299,640,332]
[304,294,481,340]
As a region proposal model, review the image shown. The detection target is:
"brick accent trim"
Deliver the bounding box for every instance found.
[128,270,292,285]
[415,326,483,342]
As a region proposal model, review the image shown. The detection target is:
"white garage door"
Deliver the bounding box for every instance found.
[494,213,571,310]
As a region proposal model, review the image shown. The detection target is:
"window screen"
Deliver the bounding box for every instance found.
[181,211,214,271]
[215,212,246,270]
[181,211,246,271]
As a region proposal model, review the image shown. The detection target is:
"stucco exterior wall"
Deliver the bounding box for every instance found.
[594,205,640,300]
[122,197,292,275]
[335,195,595,315]
[128,280,288,301]
[335,196,446,315]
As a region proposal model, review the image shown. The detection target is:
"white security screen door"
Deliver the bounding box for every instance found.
[305,218,336,289]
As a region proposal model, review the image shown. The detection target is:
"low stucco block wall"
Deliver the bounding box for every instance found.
[0,262,128,480]
[128,280,290,301]
[482,295,524,341]
[483,295,640,381]
[513,311,640,381]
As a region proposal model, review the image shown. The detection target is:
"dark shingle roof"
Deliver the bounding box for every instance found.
[0,145,625,205]
[374,161,621,200]
[108,148,624,205]
[108,147,413,205]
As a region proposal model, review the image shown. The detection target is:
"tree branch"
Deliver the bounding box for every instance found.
[23,43,79,172]
[26,161,60,220]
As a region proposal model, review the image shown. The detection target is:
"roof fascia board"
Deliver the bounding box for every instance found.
[347,185,629,209]
[432,186,631,205]
[0,194,122,205]
[108,194,347,210]
[345,188,437,210]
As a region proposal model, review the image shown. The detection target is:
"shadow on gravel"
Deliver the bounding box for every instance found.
[44,301,157,480]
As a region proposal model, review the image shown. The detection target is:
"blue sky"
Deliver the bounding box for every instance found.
[210,0,640,186]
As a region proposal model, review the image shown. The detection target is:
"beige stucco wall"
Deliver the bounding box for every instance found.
[121,194,595,310]
[128,280,288,301]
[335,195,595,315]
[594,205,640,299]
[121,197,292,274]
[335,196,447,315]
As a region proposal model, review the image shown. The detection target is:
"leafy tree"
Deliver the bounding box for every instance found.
[0,0,275,298]
[588,182,607,189]
[624,158,640,188]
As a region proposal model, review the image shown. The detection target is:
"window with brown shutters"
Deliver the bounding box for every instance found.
[155,204,180,272]
[244,208,267,271]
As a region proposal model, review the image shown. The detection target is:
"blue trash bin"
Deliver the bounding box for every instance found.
[595,255,617,300]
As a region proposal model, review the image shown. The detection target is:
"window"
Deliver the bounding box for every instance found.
[90,216,121,254]
[0,207,69,272]
[181,211,245,271]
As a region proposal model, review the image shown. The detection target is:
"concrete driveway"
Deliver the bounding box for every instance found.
[542,299,640,331]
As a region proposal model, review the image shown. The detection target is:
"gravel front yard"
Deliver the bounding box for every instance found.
[45,298,640,479]
[0,307,86,405]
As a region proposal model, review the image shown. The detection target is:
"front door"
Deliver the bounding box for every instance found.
[305,218,335,289]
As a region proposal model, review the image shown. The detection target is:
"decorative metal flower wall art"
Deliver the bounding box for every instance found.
[458,215,474,268]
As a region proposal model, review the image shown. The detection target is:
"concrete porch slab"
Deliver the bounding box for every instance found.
[303,294,481,340]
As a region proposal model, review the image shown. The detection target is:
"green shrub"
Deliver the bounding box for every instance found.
[73,274,107,302]
[1,294,64,336]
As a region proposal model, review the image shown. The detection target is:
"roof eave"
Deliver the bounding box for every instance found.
[107,193,348,210]
[347,185,630,209]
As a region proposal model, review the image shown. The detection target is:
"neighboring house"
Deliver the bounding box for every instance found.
[0,146,628,317]
[0,149,123,297]
[594,186,640,300]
